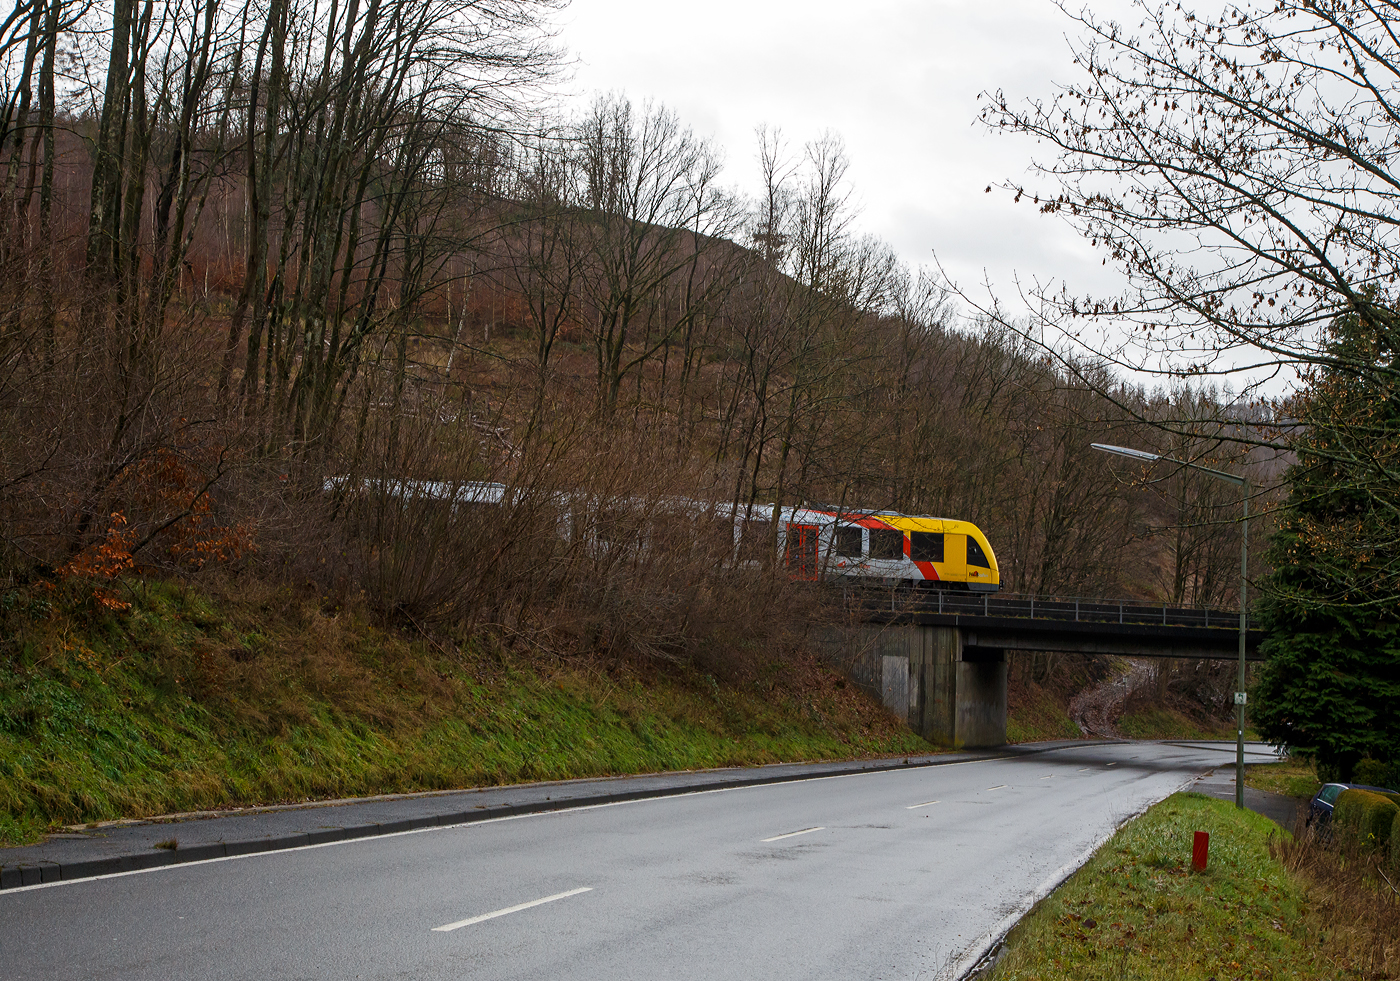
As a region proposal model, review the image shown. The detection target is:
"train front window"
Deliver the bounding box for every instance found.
[910,531,944,562]
[966,536,990,568]
[835,526,863,557]
[869,528,903,560]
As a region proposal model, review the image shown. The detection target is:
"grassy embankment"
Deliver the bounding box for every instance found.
[1117,707,1248,741]
[988,793,1365,980]
[0,578,929,847]
[989,757,1400,981]
[1006,681,1246,745]
[1006,688,1083,743]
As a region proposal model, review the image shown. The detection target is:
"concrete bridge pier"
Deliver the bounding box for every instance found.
[816,624,1006,748]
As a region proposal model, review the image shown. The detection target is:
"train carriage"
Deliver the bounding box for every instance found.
[769,505,1000,592]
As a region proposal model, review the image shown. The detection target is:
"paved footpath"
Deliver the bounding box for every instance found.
[0,739,1284,890]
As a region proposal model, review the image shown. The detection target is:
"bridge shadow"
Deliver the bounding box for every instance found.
[992,740,1279,778]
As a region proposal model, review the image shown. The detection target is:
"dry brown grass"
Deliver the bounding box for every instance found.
[1271,821,1400,978]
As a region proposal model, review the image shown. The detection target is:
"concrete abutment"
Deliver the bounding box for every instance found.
[815,623,1007,748]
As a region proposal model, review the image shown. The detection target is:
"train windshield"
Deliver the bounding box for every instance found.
[966,536,991,568]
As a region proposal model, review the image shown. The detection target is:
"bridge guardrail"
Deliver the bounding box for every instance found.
[844,588,1246,631]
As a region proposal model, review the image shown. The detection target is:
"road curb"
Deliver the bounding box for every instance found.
[2,748,1051,890]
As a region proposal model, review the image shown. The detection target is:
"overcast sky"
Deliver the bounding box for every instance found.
[553,0,1126,320]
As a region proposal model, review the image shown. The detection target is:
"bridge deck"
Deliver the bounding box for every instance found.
[847,590,1264,661]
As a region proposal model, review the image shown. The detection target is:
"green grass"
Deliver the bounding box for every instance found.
[1246,758,1322,801]
[1116,706,1244,741]
[990,793,1341,981]
[0,578,931,846]
[1006,689,1246,745]
[1007,688,1082,743]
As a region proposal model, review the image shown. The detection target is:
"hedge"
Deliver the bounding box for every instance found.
[1393,808,1400,872]
[1335,789,1399,850]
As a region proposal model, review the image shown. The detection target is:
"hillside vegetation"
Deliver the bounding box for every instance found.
[0,577,927,846]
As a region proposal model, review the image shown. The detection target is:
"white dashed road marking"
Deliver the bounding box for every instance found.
[432,887,592,932]
[762,827,824,843]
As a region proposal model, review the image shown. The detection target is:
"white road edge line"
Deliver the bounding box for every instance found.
[985,785,1008,791]
[432,886,592,932]
[905,800,940,809]
[762,827,824,842]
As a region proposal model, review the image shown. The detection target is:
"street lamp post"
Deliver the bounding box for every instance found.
[1091,443,1250,809]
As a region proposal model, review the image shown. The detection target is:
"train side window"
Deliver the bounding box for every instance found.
[910,531,944,563]
[869,528,903,560]
[835,526,863,557]
[966,536,990,568]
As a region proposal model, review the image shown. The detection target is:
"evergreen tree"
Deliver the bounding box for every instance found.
[1254,305,1400,781]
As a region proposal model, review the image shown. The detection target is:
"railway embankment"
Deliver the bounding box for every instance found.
[0,577,930,848]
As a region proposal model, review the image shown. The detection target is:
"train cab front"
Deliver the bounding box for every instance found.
[964,526,1000,592]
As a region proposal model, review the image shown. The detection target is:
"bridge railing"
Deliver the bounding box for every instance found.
[845,587,1245,630]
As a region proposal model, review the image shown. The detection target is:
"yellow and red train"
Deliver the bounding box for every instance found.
[745,504,1000,592]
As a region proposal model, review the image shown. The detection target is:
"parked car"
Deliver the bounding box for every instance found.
[1308,782,1399,825]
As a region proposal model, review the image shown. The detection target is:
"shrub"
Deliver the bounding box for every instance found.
[1334,788,1370,832]
[1353,757,1400,790]
[1364,795,1400,849]
[1334,789,1398,850]
[1392,808,1400,873]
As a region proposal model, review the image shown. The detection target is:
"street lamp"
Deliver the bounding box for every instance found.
[1091,443,1251,809]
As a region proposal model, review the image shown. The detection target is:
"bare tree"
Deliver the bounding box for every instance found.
[211,0,561,457]
[572,94,742,415]
[496,127,586,435]
[978,1,1399,477]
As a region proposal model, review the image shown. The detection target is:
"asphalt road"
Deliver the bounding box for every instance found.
[0,741,1276,981]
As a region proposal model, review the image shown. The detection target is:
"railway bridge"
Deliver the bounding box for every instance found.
[816,592,1266,750]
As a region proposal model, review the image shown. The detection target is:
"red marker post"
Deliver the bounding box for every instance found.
[1192,831,1210,871]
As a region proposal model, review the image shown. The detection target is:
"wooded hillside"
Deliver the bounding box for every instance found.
[0,0,1264,725]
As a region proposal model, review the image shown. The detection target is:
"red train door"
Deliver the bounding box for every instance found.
[785,523,819,580]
